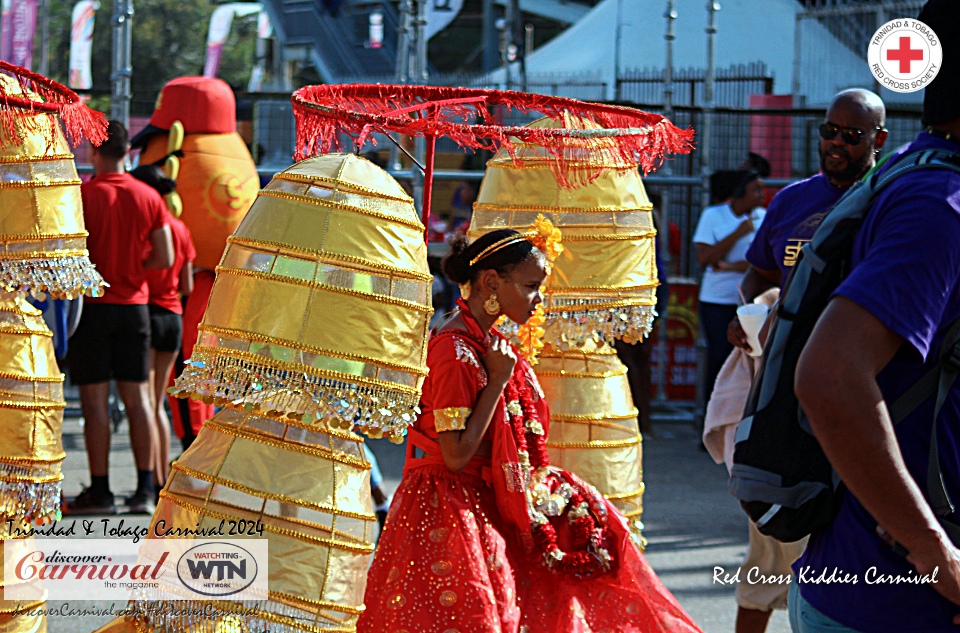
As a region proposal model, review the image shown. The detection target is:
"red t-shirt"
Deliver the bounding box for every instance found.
[146,215,196,314]
[81,172,168,305]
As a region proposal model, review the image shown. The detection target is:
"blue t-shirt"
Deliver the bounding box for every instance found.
[796,132,960,633]
[746,172,847,283]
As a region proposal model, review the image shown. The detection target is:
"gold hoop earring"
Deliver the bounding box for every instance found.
[484,293,500,315]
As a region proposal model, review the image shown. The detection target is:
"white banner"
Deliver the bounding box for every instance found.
[68,0,98,89]
[5,538,269,601]
[203,2,261,78]
[425,0,463,40]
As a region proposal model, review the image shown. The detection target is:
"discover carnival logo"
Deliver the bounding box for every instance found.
[868,18,942,93]
[3,539,268,601]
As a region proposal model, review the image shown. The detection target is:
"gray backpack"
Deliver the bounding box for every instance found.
[730,147,960,544]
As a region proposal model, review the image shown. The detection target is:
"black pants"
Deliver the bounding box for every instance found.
[699,301,738,406]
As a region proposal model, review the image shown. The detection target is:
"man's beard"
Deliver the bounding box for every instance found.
[820,147,873,183]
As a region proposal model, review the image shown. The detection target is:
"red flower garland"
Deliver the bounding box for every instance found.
[457,298,614,577]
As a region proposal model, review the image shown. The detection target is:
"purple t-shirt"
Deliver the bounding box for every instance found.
[746,172,847,283]
[796,132,960,632]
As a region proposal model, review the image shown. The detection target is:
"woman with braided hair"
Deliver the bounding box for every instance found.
[358,227,703,633]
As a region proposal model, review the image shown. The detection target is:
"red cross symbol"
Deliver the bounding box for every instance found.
[887,36,924,73]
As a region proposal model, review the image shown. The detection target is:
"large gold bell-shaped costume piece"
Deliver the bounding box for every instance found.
[92,155,433,633]
[471,116,655,534]
[0,298,65,523]
[171,154,432,441]
[535,342,644,529]
[126,407,375,632]
[470,116,658,347]
[0,75,104,300]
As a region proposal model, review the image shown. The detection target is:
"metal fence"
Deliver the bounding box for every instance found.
[617,63,773,108]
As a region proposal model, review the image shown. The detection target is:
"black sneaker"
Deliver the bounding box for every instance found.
[65,487,116,515]
[126,491,157,515]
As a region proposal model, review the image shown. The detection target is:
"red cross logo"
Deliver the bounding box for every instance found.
[887,36,924,73]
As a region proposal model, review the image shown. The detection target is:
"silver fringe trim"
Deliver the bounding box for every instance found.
[0,256,105,300]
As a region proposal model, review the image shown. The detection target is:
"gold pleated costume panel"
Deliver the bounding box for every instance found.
[0,76,103,300]
[171,154,432,440]
[470,116,658,347]
[537,342,644,528]
[0,298,64,523]
[125,407,374,633]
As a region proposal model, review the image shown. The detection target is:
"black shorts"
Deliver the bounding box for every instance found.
[149,304,183,352]
[67,303,151,385]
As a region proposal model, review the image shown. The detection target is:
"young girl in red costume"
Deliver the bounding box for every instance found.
[358,226,703,633]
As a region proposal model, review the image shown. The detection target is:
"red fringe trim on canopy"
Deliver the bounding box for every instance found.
[0,60,108,149]
[291,84,694,188]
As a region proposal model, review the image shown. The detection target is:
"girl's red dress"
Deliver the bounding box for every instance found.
[358,322,704,633]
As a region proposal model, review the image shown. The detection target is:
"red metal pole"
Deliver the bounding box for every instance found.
[421,133,436,243]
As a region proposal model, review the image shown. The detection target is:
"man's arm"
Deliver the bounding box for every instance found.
[727,266,780,349]
[178,261,194,296]
[795,296,960,618]
[143,225,174,270]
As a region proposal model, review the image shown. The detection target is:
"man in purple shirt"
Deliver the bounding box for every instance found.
[794,2,960,631]
[728,88,887,353]
[724,89,885,633]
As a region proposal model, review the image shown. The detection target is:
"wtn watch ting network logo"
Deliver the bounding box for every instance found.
[176,542,260,597]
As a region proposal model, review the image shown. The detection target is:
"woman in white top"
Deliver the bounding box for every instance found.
[693,170,765,409]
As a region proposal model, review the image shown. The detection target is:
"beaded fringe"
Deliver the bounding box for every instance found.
[502,305,656,350]
[170,353,418,441]
[0,461,63,523]
[0,256,105,300]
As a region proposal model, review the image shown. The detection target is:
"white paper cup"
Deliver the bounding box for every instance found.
[737,303,769,357]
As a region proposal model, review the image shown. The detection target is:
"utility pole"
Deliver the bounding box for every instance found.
[110,0,133,128]
[654,0,677,404]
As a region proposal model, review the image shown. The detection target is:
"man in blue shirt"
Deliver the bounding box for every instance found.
[794,1,960,630]
[722,89,885,633]
[728,88,887,352]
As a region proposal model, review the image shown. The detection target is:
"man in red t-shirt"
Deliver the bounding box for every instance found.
[67,121,174,516]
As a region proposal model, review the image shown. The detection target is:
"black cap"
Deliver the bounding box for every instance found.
[920,0,960,126]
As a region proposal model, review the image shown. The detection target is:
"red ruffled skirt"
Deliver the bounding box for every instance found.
[359,465,703,633]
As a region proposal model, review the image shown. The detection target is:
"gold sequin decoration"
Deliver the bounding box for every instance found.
[387,567,400,583]
[388,594,406,610]
[439,590,458,607]
[428,527,449,543]
[430,560,453,576]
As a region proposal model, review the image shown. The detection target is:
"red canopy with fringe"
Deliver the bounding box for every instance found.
[0,60,107,148]
[291,84,694,231]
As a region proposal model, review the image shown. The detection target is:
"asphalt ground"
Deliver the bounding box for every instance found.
[37,413,790,633]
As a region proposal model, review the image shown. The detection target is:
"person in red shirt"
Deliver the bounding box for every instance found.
[66,121,174,516]
[130,163,197,491]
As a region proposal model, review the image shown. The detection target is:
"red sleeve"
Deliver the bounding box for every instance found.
[182,223,197,262]
[425,335,487,410]
[148,195,168,233]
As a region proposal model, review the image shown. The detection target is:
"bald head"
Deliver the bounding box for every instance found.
[829,89,886,129]
[820,89,888,188]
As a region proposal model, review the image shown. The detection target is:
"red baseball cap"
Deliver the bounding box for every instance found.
[131,76,236,148]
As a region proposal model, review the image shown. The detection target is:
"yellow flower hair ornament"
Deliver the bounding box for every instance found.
[527,214,564,263]
[516,215,563,365]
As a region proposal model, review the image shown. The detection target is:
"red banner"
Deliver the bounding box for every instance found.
[651,279,699,401]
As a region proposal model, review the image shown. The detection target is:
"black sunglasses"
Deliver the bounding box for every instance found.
[818,122,882,146]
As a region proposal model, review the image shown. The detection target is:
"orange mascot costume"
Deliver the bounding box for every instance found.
[131,76,259,446]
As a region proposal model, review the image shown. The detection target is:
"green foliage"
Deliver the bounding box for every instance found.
[42,0,259,107]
